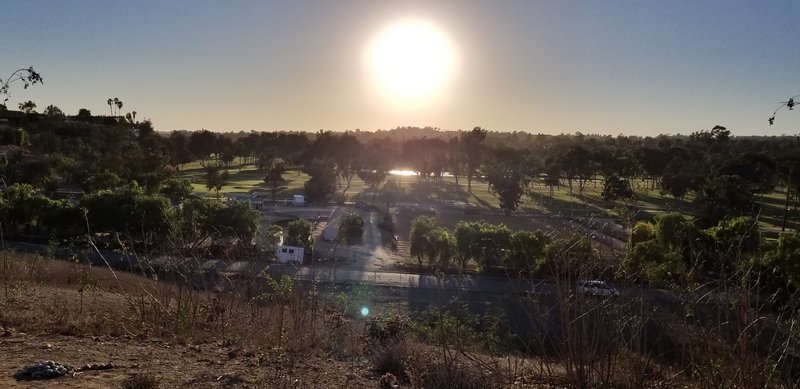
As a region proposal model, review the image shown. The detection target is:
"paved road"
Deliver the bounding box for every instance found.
[2,239,677,303]
[312,209,404,272]
[6,238,686,310]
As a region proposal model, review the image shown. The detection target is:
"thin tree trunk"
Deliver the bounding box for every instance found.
[782,170,792,232]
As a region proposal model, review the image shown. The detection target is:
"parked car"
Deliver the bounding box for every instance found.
[577,280,619,297]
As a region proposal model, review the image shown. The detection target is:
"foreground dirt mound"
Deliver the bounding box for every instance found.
[0,333,376,388]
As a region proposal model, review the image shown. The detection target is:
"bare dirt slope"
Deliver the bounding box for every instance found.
[0,254,380,388]
[1,332,376,388]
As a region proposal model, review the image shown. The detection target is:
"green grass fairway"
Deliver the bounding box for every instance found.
[179,161,797,231]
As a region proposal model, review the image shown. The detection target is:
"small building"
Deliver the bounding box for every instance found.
[224,193,266,211]
[275,245,304,264]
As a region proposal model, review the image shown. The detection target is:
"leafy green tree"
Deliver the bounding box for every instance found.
[358,168,388,191]
[633,146,670,189]
[452,221,513,273]
[454,221,481,271]
[357,139,393,191]
[285,219,313,250]
[127,193,174,245]
[446,137,463,184]
[653,212,714,271]
[402,137,448,181]
[762,234,800,295]
[485,147,530,214]
[542,161,561,197]
[694,175,758,228]
[474,223,511,272]
[204,165,229,198]
[506,230,547,275]
[81,170,121,193]
[707,216,760,272]
[167,131,195,168]
[426,227,455,271]
[409,215,437,271]
[80,188,174,245]
[177,198,225,248]
[776,157,800,232]
[461,127,487,191]
[543,234,598,280]
[208,201,258,242]
[718,153,778,194]
[558,145,594,194]
[654,213,696,251]
[339,213,364,242]
[630,221,656,245]
[333,132,362,188]
[689,125,730,151]
[602,175,635,204]
[1,183,51,233]
[160,178,193,205]
[303,159,336,203]
[188,129,220,165]
[625,240,686,285]
[39,198,84,237]
[261,224,284,249]
[263,158,287,202]
[660,173,694,200]
[379,180,401,211]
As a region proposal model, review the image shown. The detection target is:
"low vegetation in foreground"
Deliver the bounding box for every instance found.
[2,248,800,388]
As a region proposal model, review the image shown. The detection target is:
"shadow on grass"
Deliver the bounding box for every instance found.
[404,181,473,204]
[527,191,611,218]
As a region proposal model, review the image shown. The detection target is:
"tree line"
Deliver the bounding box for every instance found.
[3,98,800,253]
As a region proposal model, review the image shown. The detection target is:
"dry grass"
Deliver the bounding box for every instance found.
[3,249,800,388]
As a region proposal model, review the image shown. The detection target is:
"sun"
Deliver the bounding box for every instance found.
[368,19,456,106]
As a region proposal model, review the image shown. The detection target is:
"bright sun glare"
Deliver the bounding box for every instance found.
[368,19,456,106]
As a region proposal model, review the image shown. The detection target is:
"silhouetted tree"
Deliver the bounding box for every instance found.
[409,215,437,271]
[0,66,43,104]
[303,158,336,203]
[205,165,229,198]
[263,158,287,202]
[602,175,635,205]
[42,104,64,117]
[76,108,92,121]
[485,147,530,214]
[17,100,36,114]
[694,175,758,228]
[461,127,487,191]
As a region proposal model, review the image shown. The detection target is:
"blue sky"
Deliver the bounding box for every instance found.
[2,0,800,136]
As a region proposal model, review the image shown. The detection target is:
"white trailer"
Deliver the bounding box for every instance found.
[275,244,304,264]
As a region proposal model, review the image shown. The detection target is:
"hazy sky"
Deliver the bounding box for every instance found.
[3,1,800,136]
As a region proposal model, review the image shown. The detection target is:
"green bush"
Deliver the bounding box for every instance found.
[631,221,656,245]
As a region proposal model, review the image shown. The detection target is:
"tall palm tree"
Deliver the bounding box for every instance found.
[107,98,113,116]
[115,99,123,116]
